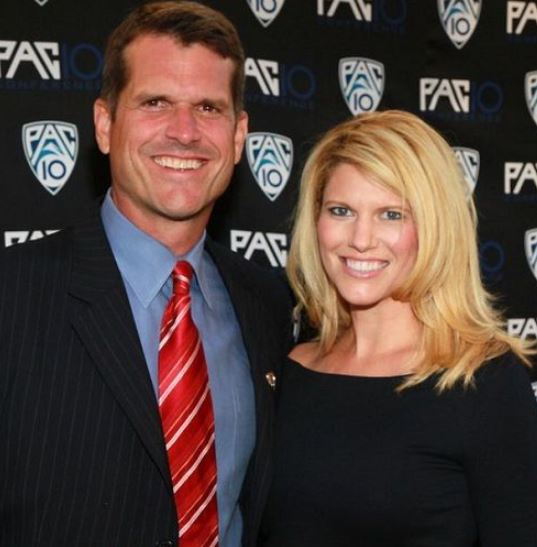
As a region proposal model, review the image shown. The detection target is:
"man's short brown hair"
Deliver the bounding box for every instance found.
[100,1,245,117]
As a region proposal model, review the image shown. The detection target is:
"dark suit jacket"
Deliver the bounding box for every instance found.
[0,207,293,547]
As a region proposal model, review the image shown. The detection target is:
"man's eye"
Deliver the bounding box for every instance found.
[142,98,167,109]
[197,103,221,115]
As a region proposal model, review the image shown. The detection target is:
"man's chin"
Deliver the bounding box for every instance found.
[157,202,213,224]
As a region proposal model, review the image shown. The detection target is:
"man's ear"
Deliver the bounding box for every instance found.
[233,110,248,164]
[94,98,112,154]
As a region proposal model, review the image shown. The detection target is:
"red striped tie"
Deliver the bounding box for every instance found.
[158,261,219,547]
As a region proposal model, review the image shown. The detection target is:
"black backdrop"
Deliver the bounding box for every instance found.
[1,0,537,385]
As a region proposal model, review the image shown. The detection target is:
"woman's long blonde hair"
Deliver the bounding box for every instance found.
[287,110,532,390]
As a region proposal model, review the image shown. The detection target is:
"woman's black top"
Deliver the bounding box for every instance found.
[259,354,537,546]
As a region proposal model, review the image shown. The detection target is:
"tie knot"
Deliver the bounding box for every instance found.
[172,261,194,296]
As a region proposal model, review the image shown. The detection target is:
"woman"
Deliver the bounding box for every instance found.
[259,110,537,546]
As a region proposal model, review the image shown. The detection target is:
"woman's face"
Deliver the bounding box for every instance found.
[316,163,418,311]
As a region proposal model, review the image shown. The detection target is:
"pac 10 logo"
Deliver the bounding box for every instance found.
[419,78,503,119]
[506,1,537,34]
[507,318,537,340]
[525,228,537,280]
[22,121,79,195]
[245,57,316,102]
[453,147,480,196]
[339,57,384,115]
[504,162,537,196]
[246,132,293,202]
[317,0,373,20]
[246,0,286,27]
[0,40,102,81]
[438,0,481,49]
[4,230,59,248]
[526,71,537,125]
[317,0,407,26]
[230,230,288,267]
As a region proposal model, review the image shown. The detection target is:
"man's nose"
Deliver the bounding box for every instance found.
[165,106,201,144]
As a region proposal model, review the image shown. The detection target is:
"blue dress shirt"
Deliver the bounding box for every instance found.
[101,191,255,547]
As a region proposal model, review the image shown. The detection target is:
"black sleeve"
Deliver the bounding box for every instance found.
[463,356,537,546]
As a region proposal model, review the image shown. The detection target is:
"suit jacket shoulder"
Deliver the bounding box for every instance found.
[0,211,178,546]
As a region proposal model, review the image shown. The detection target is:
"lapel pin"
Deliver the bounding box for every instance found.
[265,371,277,390]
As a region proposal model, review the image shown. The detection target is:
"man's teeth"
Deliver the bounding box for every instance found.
[346,259,387,272]
[154,157,203,170]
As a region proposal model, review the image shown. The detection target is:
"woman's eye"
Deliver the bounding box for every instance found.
[328,206,351,217]
[381,210,403,220]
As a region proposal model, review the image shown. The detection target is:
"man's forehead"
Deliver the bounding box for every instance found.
[122,35,234,87]
[124,33,231,65]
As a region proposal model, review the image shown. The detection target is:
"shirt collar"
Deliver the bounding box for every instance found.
[100,190,214,309]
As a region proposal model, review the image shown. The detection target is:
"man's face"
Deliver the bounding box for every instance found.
[94,34,248,245]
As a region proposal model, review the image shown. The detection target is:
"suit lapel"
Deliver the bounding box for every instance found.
[206,240,284,545]
[205,241,275,461]
[205,239,273,402]
[67,209,172,493]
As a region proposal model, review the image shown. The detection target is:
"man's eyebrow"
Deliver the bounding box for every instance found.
[133,91,170,102]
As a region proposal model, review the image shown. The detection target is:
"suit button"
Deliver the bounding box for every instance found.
[155,541,174,546]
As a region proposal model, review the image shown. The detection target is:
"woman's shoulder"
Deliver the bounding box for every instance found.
[454,353,537,464]
[289,341,320,367]
[475,352,532,387]
[463,352,536,411]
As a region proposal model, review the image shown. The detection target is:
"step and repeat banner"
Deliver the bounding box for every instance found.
[1,0,537,378]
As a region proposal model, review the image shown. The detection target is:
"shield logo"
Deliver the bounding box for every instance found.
[22,121,78,195]
[525,228,537,281]
[525,71,537,127]
[246,132,293,202]
[339,57,384,115]
[453,147,479,196]
[438,0,481,49]
[246,0,286,27]
[34,0,49,5]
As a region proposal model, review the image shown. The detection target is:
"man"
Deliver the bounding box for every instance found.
[0,2,293,546]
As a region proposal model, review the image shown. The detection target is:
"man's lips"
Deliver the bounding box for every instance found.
[153,155,205,170]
